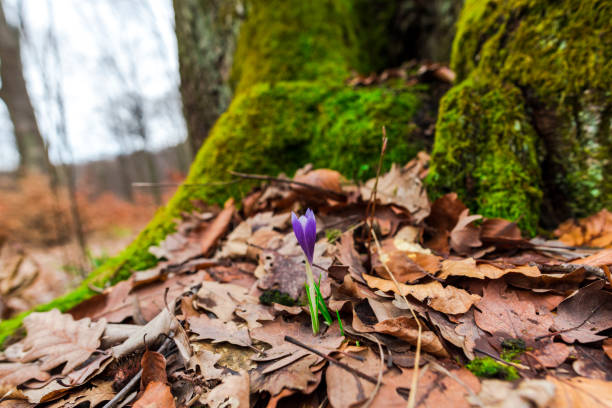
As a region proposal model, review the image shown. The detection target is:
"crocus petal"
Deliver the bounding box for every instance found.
[292,212,306,254]
[304,209,316,264]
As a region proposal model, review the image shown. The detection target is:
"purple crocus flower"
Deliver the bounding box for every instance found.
[291,208,316,264]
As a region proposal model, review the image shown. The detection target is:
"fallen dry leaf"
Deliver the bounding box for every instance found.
[363,273,479,314]
[0,362,49,386]
[133,381,175,408]
[46,380,115,408]
[553,280,612,343]
[200,371,250,407]
[257,234,332,299]
[194,281,253,322]
[570,248,612,267]
[251,354,321,397]
[3,309,106,376]
[188,313,251,347]
[555,209,612,248]
[474,280,568,367]
[546,375,612,407]
[474,280,552,339]
[361,163,430,223]
[188,349,224,380]
[571,345,612,380]
[470,379,556,408]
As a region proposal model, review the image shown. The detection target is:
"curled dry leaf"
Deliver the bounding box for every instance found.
[425,192,467,254]
[373,316,448,357]
[140,350,167,390]
[439,258,540,280]
[552,280,612,343]
[334,231,367,283]
[450,209,482,255]
[363,273,479,314]
[293,168,343,195]
[111,307,178,359]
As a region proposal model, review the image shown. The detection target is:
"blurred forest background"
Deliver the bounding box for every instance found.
[0,0,190,313]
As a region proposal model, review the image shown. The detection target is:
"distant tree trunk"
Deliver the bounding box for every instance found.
[0,1,49,175]
[173,0,242,155]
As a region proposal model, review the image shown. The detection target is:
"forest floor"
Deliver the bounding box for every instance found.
[0,152,611,407]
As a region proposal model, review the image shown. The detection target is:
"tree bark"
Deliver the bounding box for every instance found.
[0,1,49,175]
[173,0,242,155]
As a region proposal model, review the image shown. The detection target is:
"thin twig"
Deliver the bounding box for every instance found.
[284,335,380,385]
[102,336,174,408]
[229,170,346,201]
[530,262,606,280]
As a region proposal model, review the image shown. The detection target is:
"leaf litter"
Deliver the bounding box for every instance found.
[1,157,611,407]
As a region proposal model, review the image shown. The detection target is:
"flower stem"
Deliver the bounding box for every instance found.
[305,261,319,333]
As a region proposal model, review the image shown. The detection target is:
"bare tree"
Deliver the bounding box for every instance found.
[0,0,49,176]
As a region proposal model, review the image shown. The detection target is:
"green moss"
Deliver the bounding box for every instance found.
[426,75,542,234]
[466,357,519,381]
[231,0,358,92]
[259,290,296,306]
[312,82,425,180]
[441,0,612,225]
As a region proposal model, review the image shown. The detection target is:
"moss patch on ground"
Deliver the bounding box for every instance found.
[466,357,520,381]
[429,0,612,229]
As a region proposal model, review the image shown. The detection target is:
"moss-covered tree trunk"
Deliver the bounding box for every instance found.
[426,0,612,233]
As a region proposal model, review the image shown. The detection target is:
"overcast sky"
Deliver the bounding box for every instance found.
[0,0,186,170]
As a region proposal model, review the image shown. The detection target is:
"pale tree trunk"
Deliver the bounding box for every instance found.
[0,0,49,176]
